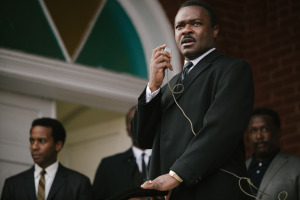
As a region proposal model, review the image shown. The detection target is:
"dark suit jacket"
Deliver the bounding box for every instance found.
[246,151,300,200]
[132,50,255,199]
[1,163,93,200]
[93,148,143,200]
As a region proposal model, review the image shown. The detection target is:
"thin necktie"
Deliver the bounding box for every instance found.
[37,169,46,200]
[141,153,148,181]
[179,61,193,83]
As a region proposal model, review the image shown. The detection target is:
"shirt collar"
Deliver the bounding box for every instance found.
[131,146,152,160]
[250,149,280,168]
[184,47,216,67]
[34,160,59,178]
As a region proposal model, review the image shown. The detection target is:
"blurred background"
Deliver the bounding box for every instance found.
[0,0,299,195]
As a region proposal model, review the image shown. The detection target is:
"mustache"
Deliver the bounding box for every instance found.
[181,35,196,44]
[253,141,267,147]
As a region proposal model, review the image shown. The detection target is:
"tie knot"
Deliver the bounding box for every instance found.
[40,169,46,176]
[179,62,193,83]
[184,61,193,70]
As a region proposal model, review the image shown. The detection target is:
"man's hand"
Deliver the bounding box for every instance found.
[149,44,173,92]
[141,173,181,200]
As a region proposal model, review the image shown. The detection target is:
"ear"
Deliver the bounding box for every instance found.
[213,25,219,38]
[126,128,130,137]
[55,141,63,152]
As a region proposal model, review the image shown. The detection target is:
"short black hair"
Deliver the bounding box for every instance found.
[31,117,66,145]
[180,0,218,27]
[251,108,281,130]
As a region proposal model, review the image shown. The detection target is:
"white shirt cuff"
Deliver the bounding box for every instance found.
[146,83,160,103]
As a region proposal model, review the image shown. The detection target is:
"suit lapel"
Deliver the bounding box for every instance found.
[47,163,66,200]
[163,50,222,111]
[25,166,37,200]
[126,148,143,186]
[258,152,287,198]
[162,73,180,110]
[245,158,252,169]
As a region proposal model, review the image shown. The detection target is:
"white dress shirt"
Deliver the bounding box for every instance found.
[132,146,152,173]
[34,161,59,199]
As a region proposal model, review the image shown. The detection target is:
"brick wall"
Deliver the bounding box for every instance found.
[159,0,300,157]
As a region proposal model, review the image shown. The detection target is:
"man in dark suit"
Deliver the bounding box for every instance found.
[131,0,254,199]
[246,108,300,200]
[1,117,93,200]
[93,106,152,200]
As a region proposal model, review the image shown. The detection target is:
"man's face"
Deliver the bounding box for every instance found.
[30,126,62,169]
[248,115,280,160]
[174,6,218,60]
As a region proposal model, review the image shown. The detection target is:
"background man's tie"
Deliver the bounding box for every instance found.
[179,61,193,83]
[141,153,148,181]
[37,169,46,200]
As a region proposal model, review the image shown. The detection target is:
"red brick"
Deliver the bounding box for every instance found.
[297,84,300,92]
[269,46,293,60]
[260,80,283,92]
[277,104,296,116]
[254,74,271,85]
[284,113,300,125]
[272,67,293,79]
[255,90,272,101]
[269,29,291,41]
[282,94,300,104]
[282,136,300,147]
[283,127,298,135]
[268,100,284,108]
[282,145,300,157]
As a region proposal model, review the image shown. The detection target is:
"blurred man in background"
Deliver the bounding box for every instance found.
[246,108,300,200]
[93,106,152,200]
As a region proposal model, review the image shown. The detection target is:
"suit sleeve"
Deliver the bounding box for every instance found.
[171,60,254,185]
[131,86,163,149]
[1,179,11,200]
[93,160,109,200]
[76,176,94,200]
[297,165,300,200]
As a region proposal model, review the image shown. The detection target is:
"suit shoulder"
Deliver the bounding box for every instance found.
[284,153,300,164]
[209,54,252,79]
[4,167,32,181]
[101,149,133,164]
[245,158,252,167]
[270,152,300,172]
[61,165,90,181]
[64,167,89,177]
[215,54,250,67]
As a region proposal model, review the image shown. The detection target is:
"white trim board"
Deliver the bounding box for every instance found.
[0,48,147,113]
